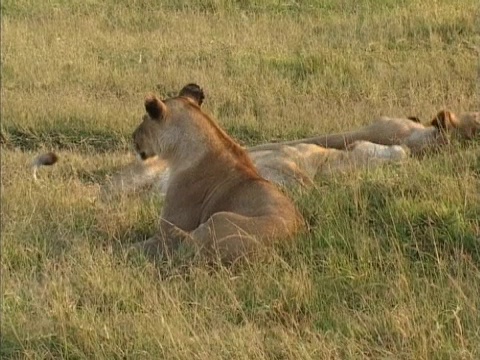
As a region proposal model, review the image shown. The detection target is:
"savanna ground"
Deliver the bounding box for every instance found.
[1,0,480,358]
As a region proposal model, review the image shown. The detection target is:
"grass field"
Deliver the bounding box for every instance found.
[1,0,480,358]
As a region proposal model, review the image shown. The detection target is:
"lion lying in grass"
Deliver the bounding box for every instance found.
[127,85,305,264]
[98,84,408,196]
[249,140,408,188]
[102,139,408,196]
[249,110,480,155]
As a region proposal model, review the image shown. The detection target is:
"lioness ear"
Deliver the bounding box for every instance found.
[145,94,166,119]
[407,116,421,123]
[178,83,205,106]
[431,110,453,130]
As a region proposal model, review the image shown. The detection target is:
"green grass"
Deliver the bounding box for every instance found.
[2,0,480,358]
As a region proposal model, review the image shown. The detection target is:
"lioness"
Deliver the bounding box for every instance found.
[248,111,480,155]
[99,85,408,196]
[129,85,305,264]
[101,139,408,197]
[246,140,408,188]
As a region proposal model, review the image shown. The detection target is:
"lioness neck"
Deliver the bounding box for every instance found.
[168,116,259,180]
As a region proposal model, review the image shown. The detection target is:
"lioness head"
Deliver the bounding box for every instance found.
[132,84,205,161]
[457,112,480,140]
[430,110,480,141]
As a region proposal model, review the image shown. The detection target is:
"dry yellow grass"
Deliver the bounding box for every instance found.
[1,0,480,358]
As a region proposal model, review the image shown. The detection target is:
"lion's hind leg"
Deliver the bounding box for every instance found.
[186,212,295,264]
[129,213,297,265]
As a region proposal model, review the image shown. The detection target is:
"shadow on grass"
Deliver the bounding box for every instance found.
[1,124,315,152]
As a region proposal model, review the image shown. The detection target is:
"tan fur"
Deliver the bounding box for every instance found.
[104,85,412,195]
[104,139,408,197]
[250,141,408,186]
[129,86,304,264]
[452,112,480,140]
[249,110,480,155]
[100,155,170,200]
[30,138,407,194]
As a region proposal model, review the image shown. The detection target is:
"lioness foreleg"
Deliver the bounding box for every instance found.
[128,218,191,260]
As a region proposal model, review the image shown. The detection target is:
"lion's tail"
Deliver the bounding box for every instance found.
[32,152,59,180]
